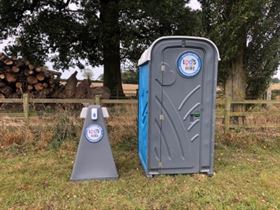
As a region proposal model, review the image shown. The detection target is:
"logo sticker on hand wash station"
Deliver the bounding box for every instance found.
[85,124,104,143]
[177,52,202,77]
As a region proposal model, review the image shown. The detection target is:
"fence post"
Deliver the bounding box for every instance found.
[95,95,101,105]
[23,93,29,124]
[224,97,231,132]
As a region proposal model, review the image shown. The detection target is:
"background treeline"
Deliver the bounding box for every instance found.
[0,0,279,99]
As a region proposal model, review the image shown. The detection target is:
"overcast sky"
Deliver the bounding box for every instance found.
[0,0,279,79]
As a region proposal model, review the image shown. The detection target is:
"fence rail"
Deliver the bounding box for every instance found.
[0,96,137,104]
[0,94,137,122]
[1,94,280,130]
[223,98,280,131]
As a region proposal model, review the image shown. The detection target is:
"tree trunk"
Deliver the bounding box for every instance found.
[100,0,124,98]
[225,47,246,125]
[225,50,246,101]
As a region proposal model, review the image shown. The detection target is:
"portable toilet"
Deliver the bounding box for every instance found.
[138,36,220,176]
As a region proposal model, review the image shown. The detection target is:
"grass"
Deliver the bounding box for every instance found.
[0,105,280,209]
[1,139,280,209]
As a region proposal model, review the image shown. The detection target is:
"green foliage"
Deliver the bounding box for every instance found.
[122,70,138,84]
[200,0,280,98]
[0,0,90,68]
[0,0,201,95]
[120,0,202,62]
[246,0,280,97]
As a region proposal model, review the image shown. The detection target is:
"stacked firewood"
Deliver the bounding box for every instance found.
[0,52,61,98]
[0,52,111,101]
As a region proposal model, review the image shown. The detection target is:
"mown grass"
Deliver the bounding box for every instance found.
[1,105,280,209]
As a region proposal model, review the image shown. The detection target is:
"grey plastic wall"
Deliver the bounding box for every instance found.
[145,37,219,175]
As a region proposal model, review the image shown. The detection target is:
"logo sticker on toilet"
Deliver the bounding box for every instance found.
[177,52,202,77]
[85,124,104,143]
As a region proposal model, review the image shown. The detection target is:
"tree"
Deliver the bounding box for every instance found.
[122,70,138,84]
[272,77,280,84]
[0,0,202,97]
[0,0,107,93]
[120,0,202,63]
[199,0,280,99]
[245,0,280,98]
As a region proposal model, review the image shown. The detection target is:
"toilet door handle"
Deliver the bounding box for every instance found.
[190,111,201,118]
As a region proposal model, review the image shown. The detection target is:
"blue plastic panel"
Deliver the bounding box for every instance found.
[138,63,149,171]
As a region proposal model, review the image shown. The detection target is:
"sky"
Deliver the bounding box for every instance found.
[188,0,201,10]
[0,0,279,80]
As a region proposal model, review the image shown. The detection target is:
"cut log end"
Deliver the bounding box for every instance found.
[27,76,38,85]
[34,83,45,91]
[15,82,23,89]
[5,73,17,83]
[0,74,5,80]
[36,72,45,81]
[12,66,20,73]
[4,59,13,66]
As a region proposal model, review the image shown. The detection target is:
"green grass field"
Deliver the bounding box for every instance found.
[1,134,280,209]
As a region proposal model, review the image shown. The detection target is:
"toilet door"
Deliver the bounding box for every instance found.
[157,47,204,171]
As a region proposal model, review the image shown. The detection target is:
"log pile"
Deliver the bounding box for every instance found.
[0,52,111,100]
[0,52,61,98]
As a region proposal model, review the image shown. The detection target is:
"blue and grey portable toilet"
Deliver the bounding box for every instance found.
[138,36,220,176]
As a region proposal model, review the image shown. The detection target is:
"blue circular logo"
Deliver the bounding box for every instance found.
[84,124,104,143]
[177,52,202,77]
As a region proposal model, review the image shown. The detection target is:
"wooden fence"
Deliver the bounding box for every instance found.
[1,94,280,130]
[0,94,137,120]
[223,98,280,131]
